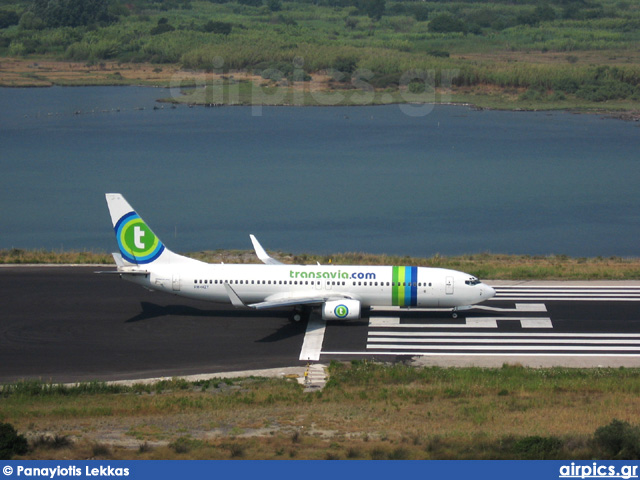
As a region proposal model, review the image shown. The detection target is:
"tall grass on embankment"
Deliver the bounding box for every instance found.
[2,249,640,280]
[2,363,640,460]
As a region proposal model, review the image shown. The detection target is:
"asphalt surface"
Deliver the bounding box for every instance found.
[0,266,307,383]
[1,267,640,382]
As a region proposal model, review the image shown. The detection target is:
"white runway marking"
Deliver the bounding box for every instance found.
[318,287,640,359]
[368,303,552,329]
[299,316,326,362]
[368,318,553,328]
[493,285,640,301]
[367,345,640,352]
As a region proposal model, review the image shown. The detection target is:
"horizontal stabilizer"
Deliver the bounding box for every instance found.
[95,253,150,275]
[95,270,150,275]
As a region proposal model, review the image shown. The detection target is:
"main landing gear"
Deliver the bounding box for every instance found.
[290,305,312,323]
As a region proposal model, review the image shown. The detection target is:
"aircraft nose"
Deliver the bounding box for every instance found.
[484,284,496,299]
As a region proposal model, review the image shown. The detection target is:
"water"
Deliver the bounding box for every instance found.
[1,86,639,257]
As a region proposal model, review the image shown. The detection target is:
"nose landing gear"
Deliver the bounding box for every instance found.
[451,305,473,319]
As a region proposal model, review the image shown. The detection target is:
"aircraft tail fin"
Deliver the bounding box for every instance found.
[105,193,201,267]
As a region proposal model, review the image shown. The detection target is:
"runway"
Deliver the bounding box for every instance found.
[318,284,640,367]
[1,267,639,382]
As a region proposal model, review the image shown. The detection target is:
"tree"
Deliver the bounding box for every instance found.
[0,10,19,29]
[428,13,467,34]
[362,0,385,21]
[267,0,282,12]
[30,0,114,28]
[534,4,556,22]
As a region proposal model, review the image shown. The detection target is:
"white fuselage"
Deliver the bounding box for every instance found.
[124,264,494,309]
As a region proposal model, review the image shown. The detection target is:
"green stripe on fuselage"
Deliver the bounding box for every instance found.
[392,266,406,307]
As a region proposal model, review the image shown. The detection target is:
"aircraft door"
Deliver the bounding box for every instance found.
[172,273,181,291]
[445,276,454,295]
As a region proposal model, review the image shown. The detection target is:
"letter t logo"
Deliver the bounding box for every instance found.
[134,226,145,249]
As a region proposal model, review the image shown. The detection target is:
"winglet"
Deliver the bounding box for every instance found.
[224,283,249,308]
[250,234,284,265]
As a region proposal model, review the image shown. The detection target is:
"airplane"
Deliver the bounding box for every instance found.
[101,193,496,322]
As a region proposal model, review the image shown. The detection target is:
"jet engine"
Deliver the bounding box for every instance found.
[322,299,361,320]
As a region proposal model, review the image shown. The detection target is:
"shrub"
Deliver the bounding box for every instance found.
[332,55,358,75]
[512,436,562,459]
[170,437,196,454]
[369,72,402,89]
[518,87,544,101]
[576,80,634,102]
[151,19,175,35]
[202,20,232,35]
[30,434,71,450]
[0,423,28,460]
[593,419,640,459]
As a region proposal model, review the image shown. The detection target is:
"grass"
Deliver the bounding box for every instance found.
[3,248,640,280]
[3,363,640,459]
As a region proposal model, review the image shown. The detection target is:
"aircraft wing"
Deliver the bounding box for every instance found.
[249,297,329,309]
[250,235,284,265]
[224,283,351,310]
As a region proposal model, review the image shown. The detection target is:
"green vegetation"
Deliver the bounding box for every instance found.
[0,0,638,112]
[3,248,640,280]
[0,422,28,459]
[3,363,640,459]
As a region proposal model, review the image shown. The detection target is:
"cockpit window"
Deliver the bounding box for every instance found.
[465,277,481,286]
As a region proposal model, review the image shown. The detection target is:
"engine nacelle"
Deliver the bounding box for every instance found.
[322,299,361,320]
